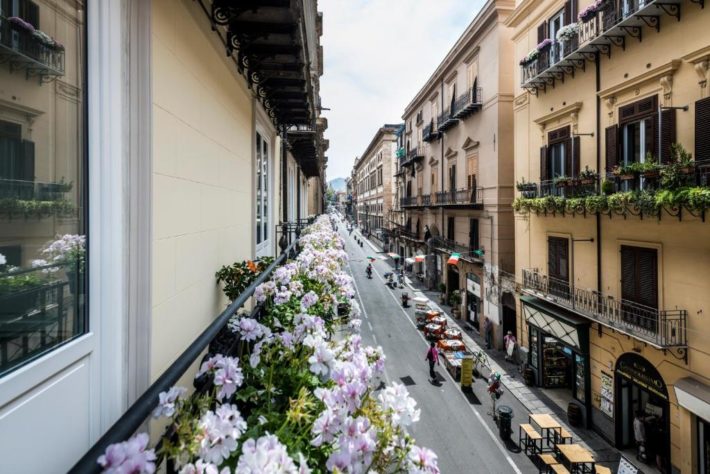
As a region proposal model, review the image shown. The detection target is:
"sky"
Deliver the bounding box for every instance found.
[319,0,486,182]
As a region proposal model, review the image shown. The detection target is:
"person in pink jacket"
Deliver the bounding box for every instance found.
[425,341,440,381]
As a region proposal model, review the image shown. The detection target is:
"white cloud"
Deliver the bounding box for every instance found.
[319,0,485,180]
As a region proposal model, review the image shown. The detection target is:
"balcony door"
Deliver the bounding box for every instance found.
[548,237,570,299]
[255,132,272,257]
[620,245,658,330]
[548,10,565,63]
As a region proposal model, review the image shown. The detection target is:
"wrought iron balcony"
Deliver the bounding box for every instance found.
[421,194,431,206]
[397,227,421,241]
[520,0,696,94]
[0,16,65,83]
[437,109,458,132]
[516,178,599,199]
[433,188,483,207]
[452,86,483,120]
[400,195,419,207]
[423,121,440,142]
[430,237,483,263]
[521,268,687,349]
[0,178,73,201]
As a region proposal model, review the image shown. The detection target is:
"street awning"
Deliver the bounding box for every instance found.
[675,377,710,421]
[415,255,425,262]
[521,295,590,354]
[404,257,415,264]
[388,253,401,260]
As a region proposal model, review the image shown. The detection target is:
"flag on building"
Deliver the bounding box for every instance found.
[447,253,461,265]
[415,254,425,263]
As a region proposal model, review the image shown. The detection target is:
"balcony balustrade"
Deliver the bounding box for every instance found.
[430,237,482,262]
[521,268,687,349]
[400,195,419,207]
[423,121,440,142]
[421,194,431,206]
[517,178,599,199]
[437,109,458,132]
[397,227,421,241]
[0,16,65,83]
[433,187,483,207]
[452,86,483,120]
[520,0,696,94]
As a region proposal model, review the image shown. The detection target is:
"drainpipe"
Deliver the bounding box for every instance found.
[440,80,446,247]
[282,126,288,223]
[593,50,601,431]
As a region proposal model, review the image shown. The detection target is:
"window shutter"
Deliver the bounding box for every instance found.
[564,0,574,24]
[605,125,619,173]
[540,145,548,181]
[469,219,479,250]
[573,136,581,177]
[697,98,710,161]
[637,248,658,310]
[22,1,40,29]
[620,246,636,302]
[538,22,547,43]
[564,139,573,177]
[21,139,34,181]
[660,108,676,163]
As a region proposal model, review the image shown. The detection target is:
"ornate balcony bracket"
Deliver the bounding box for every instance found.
[580,51,597,62]
[664,346,688,365]
[655,3,681,21]
[688,0,704,8]
[607,35,626,50]
[636,14,660,32]
[591,42,612,58]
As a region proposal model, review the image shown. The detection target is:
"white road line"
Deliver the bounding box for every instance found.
[367,321,373,331]
[368,263,523,474]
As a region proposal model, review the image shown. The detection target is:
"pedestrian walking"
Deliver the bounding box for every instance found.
[425,341,440,382]
[488,372,502,418]
[504,330,517,362]
[483,317,492,349]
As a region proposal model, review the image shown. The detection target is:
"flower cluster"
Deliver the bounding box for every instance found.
[536,38,553,51]
[556,23,579,42]
[98,215,439,473]
[519,48,539,66]
[37,234,86,273]
[97,433,156,474]
[578,0,605,22]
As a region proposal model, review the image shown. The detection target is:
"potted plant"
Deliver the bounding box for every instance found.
[536,38,554,53]
[612,164,635,181]
[579,166,598,185]
[38,234,86,295]
[216,257,274,302]
[556,23,579,44]
[578,0,606,23]
[641,153,661,179]
[516,178,538,198]
[0,265,45,316]
[449,290,462,317]
[672,143,694,174]
[554,175,572,188]
[601,179,615,195]
[519,49,539,66]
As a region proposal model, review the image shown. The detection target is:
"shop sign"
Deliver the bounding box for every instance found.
[600,372,614,418]
[466,273,481,297]
[616,355,668,400]
[618,456,639,474]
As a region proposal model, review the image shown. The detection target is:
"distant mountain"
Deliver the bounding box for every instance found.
[328,177,347,192]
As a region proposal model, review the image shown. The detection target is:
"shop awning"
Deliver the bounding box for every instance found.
[521,296,590,354]
[675,377,710,421]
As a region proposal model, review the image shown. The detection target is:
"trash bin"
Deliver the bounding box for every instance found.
[496,405,514,441]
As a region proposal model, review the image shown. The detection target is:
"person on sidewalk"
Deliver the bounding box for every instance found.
[634,410,648,462]
[488,372,502,418]
[425,341,440,382]
[483,317,492,350]
[504,331,517,362]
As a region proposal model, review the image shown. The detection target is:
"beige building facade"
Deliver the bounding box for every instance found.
[353,124,402,241]
[396,0,517,345]
[509,0,710,471]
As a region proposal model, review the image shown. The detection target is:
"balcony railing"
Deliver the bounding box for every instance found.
[434,187,483,206]
[0,16,65,82]
[521,268,687,348]
[0,178,72,201]
[397,228,421,241]
[452,86,483,120]
[421,194,431,206]
[520,0,697,93]
[430,237,482,263]
[517,178,599,199]
[437,109,458,132]
[423,121,439,142]
[400,195,419,207]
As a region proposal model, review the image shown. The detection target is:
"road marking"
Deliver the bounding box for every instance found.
[367,321,373,331]
[367,261,523,474]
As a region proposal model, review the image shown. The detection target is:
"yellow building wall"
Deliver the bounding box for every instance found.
[511,2,710,471]
[150,0,255,380]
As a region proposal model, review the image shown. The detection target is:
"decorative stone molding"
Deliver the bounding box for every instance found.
[694,61,709,88]
[683,45,710,89]
[462,137,480,151]
[598,60,681,100]
[444,147,458,160]
[533,102,583,128]
[659,74,673,101]
[605,96,617,118]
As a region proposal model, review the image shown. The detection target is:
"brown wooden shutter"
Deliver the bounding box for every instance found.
[620,246,658,310]
[620,246,636,302]
[540,145,548,181]
[564,139,573,178]
[564,0,574,24]
[573,137,581,177]
[538,22,547,43]
[660,108,676,163]
[605,125,619,173]
[21,139,35,181]
[696,97,710,162]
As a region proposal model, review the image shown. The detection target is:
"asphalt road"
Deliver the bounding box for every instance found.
[337,222,537,474]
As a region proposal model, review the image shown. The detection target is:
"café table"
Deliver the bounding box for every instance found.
[529,413,562,450]
[556,443,595,474]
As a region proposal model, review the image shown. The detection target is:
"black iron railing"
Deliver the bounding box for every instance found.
[430,237,482,262]
[520,0,699,91]
[434,188,482,206]
[70,240,300,473]
[421,194,431,206]
[0,178,73,201]
[517,179,599,199]
[0,16,65,81]
[521,268,687,348]
[397,228,420,241]
[452,86,483,119]
[423,121,438,142]
[400,196,419,207]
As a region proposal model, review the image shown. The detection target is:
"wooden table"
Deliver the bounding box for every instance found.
[529,414,562,450]
[556,443,595,473]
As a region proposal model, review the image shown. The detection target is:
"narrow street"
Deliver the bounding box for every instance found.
[338,223,538,474]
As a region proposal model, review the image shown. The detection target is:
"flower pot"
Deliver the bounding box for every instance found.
[618,174,635,181]
[580,179,595,185]
[679,166,694,175]
[643,171,659,179]
[66,269,85,296]
[0,289,39,316]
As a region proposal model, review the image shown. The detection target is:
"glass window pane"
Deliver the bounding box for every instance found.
[0,3,86,377]
[256,133,262,244]
[263,140,268,241]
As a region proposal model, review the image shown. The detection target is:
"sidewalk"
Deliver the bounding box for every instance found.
[355,231,628,471]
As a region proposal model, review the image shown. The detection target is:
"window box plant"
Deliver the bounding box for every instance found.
[516,178,538,198]
[537,38,554,52]
[519,49,539,66]
[612,165,635,181]
[578,0,606,23]
[579,166,598,185]
[601,179,616,195]
[554,175,572,187]
[0,267,45,316]
[556,23,579,43]
[8,16,35,33]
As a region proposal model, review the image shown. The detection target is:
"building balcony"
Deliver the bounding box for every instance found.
[451,86,483,120]
[400,146,425,168]
[521,268,687,349]
[436,110,458,133]
[0,16,65,83]
[433,187,483,208]
[430,237,483,263]
[520,0,698,94]
[422,121,440,142]
[397,227,422,241]
[400,195,419,207]
[421,194,431,206]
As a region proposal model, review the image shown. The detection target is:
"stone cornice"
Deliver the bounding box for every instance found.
[534,102,583,126]
[598,60,681,99]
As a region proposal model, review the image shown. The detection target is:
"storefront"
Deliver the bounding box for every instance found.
[675,377,710,474]
[466,272,482,330]
[522,296,590,415]
[615,353,671,472]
